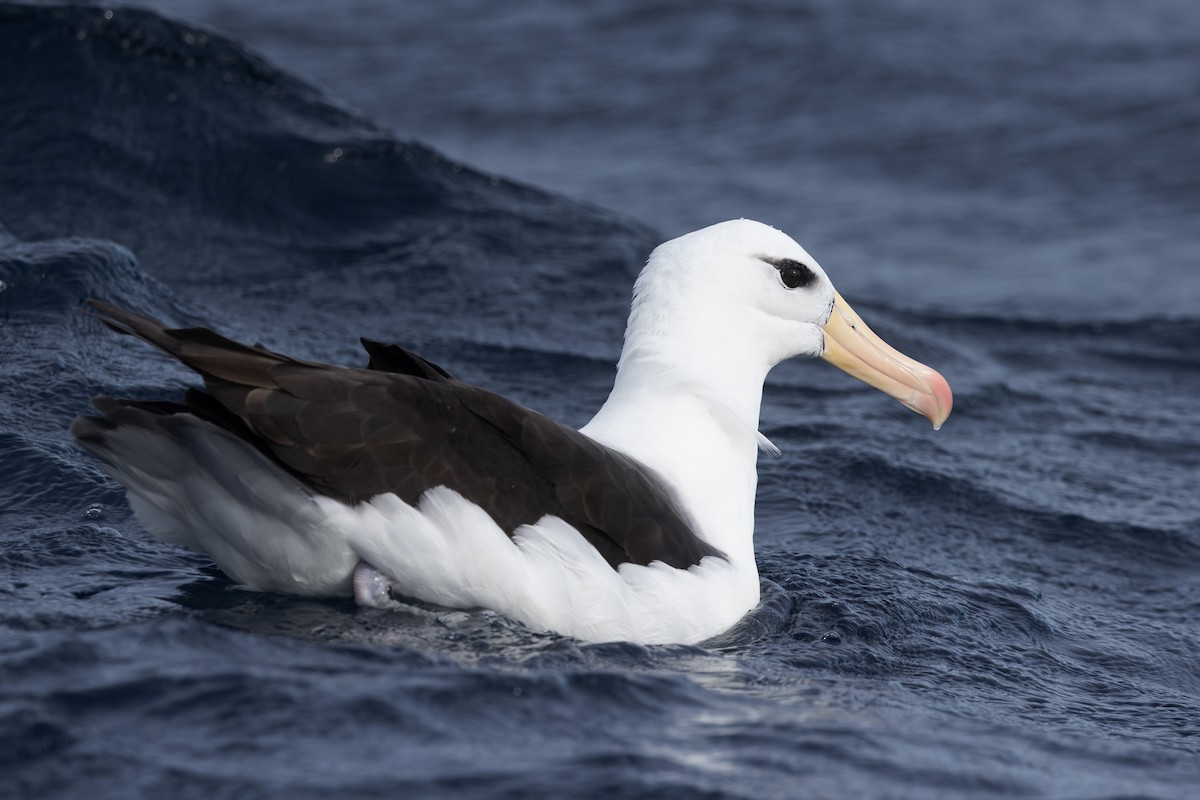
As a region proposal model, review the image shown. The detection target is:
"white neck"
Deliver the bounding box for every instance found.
[576,237,815,579]
[579,345,771,568]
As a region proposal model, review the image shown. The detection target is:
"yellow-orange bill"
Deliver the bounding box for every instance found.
[820,291,953,429]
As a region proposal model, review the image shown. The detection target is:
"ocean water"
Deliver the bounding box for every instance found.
[1,2,1198,797]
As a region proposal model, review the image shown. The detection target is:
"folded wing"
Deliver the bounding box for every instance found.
[76,300,723,571]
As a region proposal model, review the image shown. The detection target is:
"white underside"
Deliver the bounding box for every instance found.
[104,421,759,645]
[331,489,756,645]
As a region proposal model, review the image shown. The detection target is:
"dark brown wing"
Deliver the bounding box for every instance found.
[360,338,454,381]
[79,300,723,570]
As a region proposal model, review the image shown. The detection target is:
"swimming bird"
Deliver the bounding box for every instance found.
[72,220,951,645]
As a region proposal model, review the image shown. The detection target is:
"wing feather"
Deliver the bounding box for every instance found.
[79,300,723,570]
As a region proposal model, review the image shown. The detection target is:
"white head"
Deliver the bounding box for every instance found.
[618,219,952,428]
[622,220,832,373]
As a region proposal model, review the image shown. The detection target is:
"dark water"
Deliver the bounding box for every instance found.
[2,2,1198,797]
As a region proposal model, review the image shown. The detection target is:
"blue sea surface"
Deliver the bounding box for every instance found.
[2,2,1198,797]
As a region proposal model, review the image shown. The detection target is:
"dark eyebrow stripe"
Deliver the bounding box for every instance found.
[759,257,817,289]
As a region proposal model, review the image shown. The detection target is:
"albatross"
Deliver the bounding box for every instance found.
[72,220,951,645]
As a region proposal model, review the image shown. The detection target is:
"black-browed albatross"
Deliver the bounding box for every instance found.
[72,220,952,644]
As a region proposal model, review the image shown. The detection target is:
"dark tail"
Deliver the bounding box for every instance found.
[86,299,299,389]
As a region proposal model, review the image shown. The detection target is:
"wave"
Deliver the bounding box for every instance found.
[0,237,184,321]
[759,446,1200,569]
[0,3,656,292]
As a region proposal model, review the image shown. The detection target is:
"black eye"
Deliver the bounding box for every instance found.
[762,257,815,289]
[780,264,808,289]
